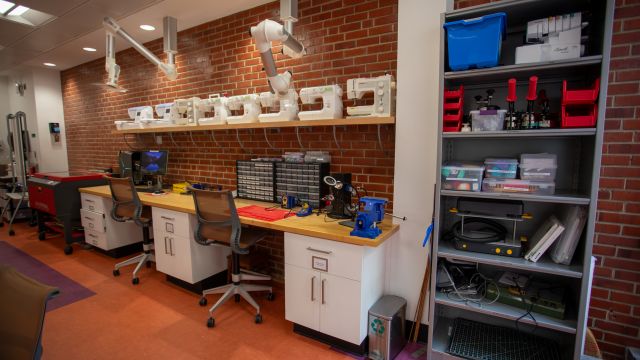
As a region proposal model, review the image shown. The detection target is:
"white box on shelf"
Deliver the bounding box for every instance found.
[515,43,580,64]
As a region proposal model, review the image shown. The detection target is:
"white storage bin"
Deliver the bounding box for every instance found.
[471,109,507,132]
[520,153,558,181]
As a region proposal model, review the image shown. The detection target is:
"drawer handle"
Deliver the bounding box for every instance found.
[89,206,95,211]
[164,237,169,255]
[169,237,174,256]
[88,233,97,238]
[321,279,326,305]
[161,216,175,221]
[306,247,331,255]
[84,217,92,220]
[311,276,316,301]
[85,199,95,203]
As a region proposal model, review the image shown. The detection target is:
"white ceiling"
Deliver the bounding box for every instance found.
[0,0,272,72]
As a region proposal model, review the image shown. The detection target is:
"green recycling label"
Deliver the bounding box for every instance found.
[370,318,385,335]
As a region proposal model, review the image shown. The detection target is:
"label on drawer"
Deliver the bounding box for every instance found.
[312,256,328,272]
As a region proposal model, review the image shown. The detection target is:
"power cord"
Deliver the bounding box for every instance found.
[440,262,500,306]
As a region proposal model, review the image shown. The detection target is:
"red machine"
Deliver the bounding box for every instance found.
[28,171,107,255]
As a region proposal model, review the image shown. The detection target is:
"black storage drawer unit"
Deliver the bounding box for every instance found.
[236,161,276,202]
[275,162,329,209]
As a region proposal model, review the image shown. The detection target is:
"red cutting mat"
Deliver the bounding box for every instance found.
[237,205,295,222]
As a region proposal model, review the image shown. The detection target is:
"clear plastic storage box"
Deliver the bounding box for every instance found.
[484,158,518,179]
[471,109,507,132]
[441,162,485,192]
[482,178,555,195]
[520,153,558,181]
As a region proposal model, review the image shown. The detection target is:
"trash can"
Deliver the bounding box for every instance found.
[368,295,407,360]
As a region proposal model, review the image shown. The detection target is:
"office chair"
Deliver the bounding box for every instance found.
[191,188,273,327]
[0,265,59,360]
[106,176,154,285]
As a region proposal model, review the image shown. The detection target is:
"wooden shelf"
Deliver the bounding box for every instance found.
[112,116,395,134]
[441,190,591,205]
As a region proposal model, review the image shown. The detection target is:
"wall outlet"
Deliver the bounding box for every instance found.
[156,136,162,144]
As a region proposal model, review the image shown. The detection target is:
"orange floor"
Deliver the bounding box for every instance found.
[3,223,351,360]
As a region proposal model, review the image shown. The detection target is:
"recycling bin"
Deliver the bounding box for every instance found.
[368,295,407,360]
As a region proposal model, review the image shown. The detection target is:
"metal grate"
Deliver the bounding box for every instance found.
[448,318,562,360]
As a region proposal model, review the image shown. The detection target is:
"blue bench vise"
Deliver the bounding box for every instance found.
[350,197,388,239]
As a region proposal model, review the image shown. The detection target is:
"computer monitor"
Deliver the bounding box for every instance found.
[139,150,168,175]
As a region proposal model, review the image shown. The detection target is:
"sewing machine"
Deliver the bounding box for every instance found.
[258,89,299,122]
[155,103,178,122]
[198,94,230,125]
[350,197,388,239]
[226,94,261,124]
[346,75,396,118]
[114,106,154,129]
[298,85,343,121]
[173,97,202,125]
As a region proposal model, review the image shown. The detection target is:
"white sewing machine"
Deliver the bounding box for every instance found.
[114,106,154,129]
[346,74,395,117]
[226,94,261,124]
[173,97,202,125]
[198,94,230,125]
[155,103,178,122]
[258,89,299,122]
[298,85,343,121]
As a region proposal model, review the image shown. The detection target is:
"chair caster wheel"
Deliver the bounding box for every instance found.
[267,292,275,301]
[9,230,15,236]
[146,261,152,268]
[132,277,139,285]
[113,269,120,277]
[64,246,73,255]
[207,317,215,328]
[255,314,263,324]
[38,232,46,241]
[199,297,207,306]
[235,294,240,303]
[0,222,5,228]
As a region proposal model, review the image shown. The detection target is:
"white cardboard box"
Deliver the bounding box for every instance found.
[515,43,581,64]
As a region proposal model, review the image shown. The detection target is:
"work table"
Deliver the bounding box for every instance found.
[79,185,399,247]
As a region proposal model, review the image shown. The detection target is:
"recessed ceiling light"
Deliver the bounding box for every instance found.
[139,24,155,31]
[83,47,97,52]
[43,62,56,67]
[0,1,15,14]
[8,5,29,16]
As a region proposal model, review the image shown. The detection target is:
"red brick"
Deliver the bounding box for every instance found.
[617,69,640,82]
[595,222,621,233]
[600,177,626,189]
[606,107,636,119]
[605,258,640,272]
[596,233,640,248]
[594,320,639,337]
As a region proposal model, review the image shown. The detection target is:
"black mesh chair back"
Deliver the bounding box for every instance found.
[191,188,249,255]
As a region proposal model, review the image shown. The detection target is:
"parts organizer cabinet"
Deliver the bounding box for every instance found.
[80,193,144,252]
[428,1,613,359]
[152,207,230,284]
[284,233,387,354]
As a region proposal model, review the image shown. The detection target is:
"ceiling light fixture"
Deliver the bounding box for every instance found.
[83,47,97,52]
[8,5,28,16]
[43,62,56,67]
[0,1,15,14]
[139,24,155,31]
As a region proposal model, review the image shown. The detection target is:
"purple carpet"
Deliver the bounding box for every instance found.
[0,240,95,311]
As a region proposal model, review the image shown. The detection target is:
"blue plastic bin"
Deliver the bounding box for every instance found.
[443,12,506,71]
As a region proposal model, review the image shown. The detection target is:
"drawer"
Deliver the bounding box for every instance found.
[80,208,106,233]
[152,207,193,239]
[81,193,106,214]
[85,229,107,249]
[285,233,363,282]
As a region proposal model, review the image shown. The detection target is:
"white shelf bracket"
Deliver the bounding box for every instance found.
[189,131,197,146]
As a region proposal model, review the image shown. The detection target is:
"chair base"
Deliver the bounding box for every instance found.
[113,251,155,282]
[202,269,272,317]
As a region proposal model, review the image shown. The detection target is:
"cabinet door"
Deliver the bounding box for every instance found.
[154,233,177,277]
[166,234,194,283]
[319,272,362,345]
[285,264,320,331]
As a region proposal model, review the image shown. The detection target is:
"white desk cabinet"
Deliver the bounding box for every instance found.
[80,193,143,250]
[152,207,229,284]
[284,233,387,346]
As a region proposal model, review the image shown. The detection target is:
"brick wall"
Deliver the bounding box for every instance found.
[61,0,398,282]
[454,1,639,359]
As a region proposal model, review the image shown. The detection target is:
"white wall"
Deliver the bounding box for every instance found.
[5,68,68,174]
[387,0,446,325]
[0,76,10,164]
[31,68,69,173]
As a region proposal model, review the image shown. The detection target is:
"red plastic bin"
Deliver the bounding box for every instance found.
[562,78,600,105]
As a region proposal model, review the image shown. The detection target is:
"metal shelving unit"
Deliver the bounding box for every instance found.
[427,1,614,359]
